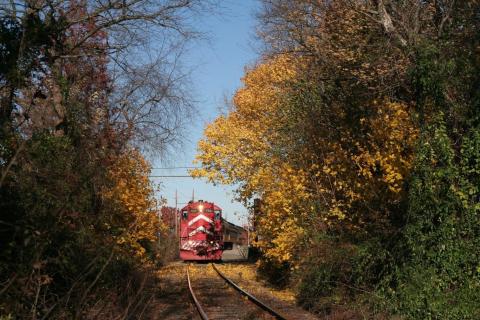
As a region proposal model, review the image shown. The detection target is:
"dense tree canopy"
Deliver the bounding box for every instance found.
[195,0,480,318]
[0,0,206,318]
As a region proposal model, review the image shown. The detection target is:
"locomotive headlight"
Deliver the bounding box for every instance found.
[198,204,204,212]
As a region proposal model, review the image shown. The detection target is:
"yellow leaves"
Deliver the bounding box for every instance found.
[360,101,418,196]
[329,206,346,220]
[192,54,306,190]
[250,100,417,263]
[101,148,162,261]
[265,218,305,263]
[194,40,418,269]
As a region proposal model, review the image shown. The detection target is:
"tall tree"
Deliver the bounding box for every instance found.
[0,0,210,317]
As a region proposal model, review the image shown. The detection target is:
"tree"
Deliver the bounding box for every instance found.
[0,0,206,156]
[195,0,480,317]
[0,0,210,317]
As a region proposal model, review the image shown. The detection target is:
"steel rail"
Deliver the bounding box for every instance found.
[212,264,289,320]
[186,265,209,320]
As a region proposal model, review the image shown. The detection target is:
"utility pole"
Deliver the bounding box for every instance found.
[174,190,178,237]
[247,211,250,248]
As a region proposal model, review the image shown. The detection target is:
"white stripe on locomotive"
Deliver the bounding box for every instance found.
[188,225,213,236]
[187,213,213,226]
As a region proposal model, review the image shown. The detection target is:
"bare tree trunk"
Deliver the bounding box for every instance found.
[376,0,407,46]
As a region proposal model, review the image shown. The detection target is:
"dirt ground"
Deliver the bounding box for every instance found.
[149,261,320,320]
[148,262,200,320]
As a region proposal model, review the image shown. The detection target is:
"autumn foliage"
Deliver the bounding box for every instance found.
[102,149,163,261]
[0,0,198,318]
[195,1,480,318]
[194,56,418,264]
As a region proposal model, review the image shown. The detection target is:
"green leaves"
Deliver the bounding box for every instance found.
[240,1,480,318]
[383,118,480,318]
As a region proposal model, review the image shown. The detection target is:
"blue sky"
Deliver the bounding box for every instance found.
[151,1,259,226]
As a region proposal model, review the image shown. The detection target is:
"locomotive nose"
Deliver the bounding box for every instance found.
[180,201,223,261]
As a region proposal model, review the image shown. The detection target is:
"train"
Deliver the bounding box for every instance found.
[179,200,233,261]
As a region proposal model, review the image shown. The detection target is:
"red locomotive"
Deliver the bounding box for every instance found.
[179,200,229,261]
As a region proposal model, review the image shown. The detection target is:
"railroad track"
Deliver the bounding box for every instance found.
[187,263,289,320]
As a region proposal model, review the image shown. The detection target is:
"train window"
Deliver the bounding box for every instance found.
[190,209,198,213]
[182,210,188,219]
[205,208,213,213]
[214,210,221,220]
